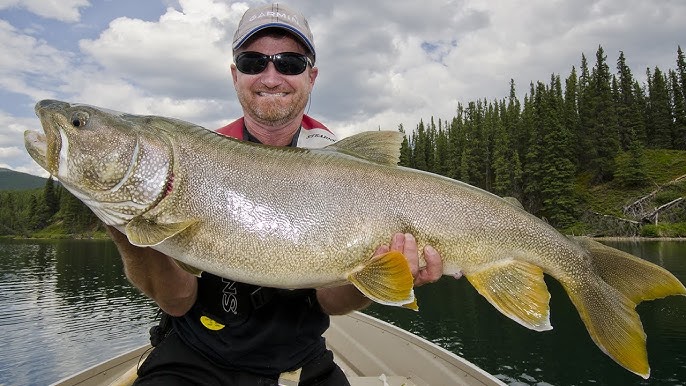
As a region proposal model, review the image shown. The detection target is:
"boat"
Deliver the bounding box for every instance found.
[51,311,505,386]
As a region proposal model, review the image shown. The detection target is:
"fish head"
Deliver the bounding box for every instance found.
[24,99,173,225]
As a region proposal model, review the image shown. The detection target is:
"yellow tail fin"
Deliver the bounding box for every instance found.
[564,237,686,379]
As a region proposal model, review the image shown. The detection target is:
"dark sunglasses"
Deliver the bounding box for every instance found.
[234,52,313,75]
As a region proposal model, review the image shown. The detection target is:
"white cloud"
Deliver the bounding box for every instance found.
[0,20,72,101]
[1,0,685,176]
[0,0,90,22]
[78,0,238,100]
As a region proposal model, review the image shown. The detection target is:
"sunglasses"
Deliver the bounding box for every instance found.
[234,52,313,76]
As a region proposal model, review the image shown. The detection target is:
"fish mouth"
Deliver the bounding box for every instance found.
[24,130,49,171]
[24,100,69,175]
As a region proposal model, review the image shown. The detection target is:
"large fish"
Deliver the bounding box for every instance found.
[25,100,684,378]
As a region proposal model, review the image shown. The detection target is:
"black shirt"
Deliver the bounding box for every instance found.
[172,127,329,376]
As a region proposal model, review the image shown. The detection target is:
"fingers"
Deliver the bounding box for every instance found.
[391,233,443,287]
[376,233,445,287]
[373,244,390,256]
[395,233,420,278]
[415,245,443,286]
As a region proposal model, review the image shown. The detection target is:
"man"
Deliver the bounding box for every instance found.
[107,3,444,385]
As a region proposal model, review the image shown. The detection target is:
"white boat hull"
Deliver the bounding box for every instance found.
[51,312,504,386]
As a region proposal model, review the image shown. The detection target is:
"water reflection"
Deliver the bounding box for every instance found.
[0,239,156,385]
[0,239,684,385]
[366,239,686,386]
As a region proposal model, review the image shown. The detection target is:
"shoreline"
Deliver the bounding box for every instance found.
[592,236,686,241]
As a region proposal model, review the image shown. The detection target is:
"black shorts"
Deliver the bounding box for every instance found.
[134,330,350,386]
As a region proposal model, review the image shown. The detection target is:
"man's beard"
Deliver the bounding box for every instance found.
[237,88,309,126]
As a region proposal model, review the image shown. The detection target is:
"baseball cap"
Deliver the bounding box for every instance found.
[233,3,316,62]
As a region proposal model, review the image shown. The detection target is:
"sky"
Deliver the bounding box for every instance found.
[1,0,684,177]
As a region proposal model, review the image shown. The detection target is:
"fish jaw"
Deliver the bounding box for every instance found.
[23,130,49,173]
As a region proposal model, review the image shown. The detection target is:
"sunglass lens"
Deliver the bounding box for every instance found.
[236,53,268,74]
[274,54,308,75]
[235,52,309,75]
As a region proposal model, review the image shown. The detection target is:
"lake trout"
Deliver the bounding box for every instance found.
[24,99,685,378]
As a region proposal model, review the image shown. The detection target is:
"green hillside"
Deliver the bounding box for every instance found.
[0,168,47,190]
[585,149,686,214]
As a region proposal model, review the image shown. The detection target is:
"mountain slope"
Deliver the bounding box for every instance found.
[0,168,47,190]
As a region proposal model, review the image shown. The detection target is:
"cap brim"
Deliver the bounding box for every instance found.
[233,23,315,60]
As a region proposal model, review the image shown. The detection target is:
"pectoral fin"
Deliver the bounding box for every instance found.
[467,260,552,331]
[347,250,416,309]
[126,217,198,247]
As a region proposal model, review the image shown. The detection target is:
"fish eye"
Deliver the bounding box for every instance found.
[70,111,89,128]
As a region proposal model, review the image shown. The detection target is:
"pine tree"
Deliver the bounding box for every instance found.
[564,67,580,159]
[588,46,620,182]
[539,76,578,228]
[43,177,59,219]
[447,111,464,180]
[616,51,645,150]
[677,46,686,103]
[522,83,544,213]
[670,69,686,150]
[576,53,596,171]
[646,67,674,148]
[398,124,412,167]
[434,120,450,176]
[413,120,429,171]
[505,80,524,199]
[615,139,649,187]
[492,99,513,196]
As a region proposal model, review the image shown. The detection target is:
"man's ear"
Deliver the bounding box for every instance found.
[308,66,318,88]
[230,63,239,88]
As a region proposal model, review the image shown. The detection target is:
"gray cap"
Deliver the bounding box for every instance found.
[232,3,315,62]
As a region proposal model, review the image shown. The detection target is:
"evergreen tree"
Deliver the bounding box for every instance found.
[447,111,464,180]
[614,139,649,188]
[540,75,578,228]
[425,117,437,173]
[433,120,450,176]
[461,101,489,188]
[564,67,580,159]
[632,80,648,144]
[588,45,620,182]
[646,67,674,148]
[616,51,645,150]
[43,177,59,219]
[576,53,596,171]
[492,99,513,196]
[398,124,412,167]
[413,120,429,171]
[670,69,686,150]
[677,46,686,103]
[522,83,545,213]
[505,80,524,199]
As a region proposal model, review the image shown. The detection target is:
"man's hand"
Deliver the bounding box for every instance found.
[317,232,447,315]
[106,225,197,316]
[373,233,445,286]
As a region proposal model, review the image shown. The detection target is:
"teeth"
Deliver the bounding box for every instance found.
[258,92,286,97]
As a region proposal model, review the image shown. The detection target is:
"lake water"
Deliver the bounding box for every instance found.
[0,238,684,385]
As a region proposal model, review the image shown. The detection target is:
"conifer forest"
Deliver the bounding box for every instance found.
[2,45,686,238]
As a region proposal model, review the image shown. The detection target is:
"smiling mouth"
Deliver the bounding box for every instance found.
[257,91,288,97]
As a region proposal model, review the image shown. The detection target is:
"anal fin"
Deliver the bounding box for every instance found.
[467,259,552,331]
[347,250,416,309]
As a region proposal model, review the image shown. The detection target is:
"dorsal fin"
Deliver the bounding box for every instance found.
[326,131,404,165]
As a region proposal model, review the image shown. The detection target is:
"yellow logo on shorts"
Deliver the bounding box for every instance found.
[200,315,225,331]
